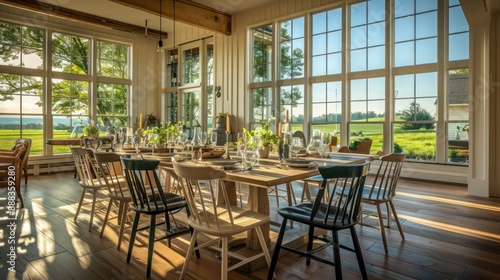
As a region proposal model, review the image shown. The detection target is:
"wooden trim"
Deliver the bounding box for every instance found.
[110,0,232,35]
[0,0,168,37]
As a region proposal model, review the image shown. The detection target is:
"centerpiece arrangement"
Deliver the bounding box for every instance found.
[83,121,100,138]
[242,121,280,158]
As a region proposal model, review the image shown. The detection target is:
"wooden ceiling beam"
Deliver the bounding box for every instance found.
[0,0,168,37]
[110,0,231,35]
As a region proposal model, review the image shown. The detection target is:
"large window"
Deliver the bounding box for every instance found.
[0,21,131,156]
[248,0,469,164]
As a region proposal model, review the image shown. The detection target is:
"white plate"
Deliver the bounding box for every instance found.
[284,158,315,168]
[206,159,240,167]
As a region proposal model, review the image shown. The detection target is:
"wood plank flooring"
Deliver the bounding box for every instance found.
[1,172,500,279]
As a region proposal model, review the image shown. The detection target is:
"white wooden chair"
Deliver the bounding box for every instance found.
[173,161,273,280]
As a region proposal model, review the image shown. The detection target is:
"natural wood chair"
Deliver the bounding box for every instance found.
[0,138,32,185]
[0,144,26,208]
[70,146,107,232]
[350,140,372,154]
[121,157,191,278]
[93,152,131,250]
[173,161,273,280]
[267,162,370,280]
[356,153,406,253]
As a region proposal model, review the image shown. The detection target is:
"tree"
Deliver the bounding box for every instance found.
[400,102,435,130]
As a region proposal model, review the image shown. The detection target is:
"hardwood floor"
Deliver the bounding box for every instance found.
[1,172,500,279]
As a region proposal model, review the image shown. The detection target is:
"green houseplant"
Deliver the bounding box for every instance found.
[83,122,99,138]
[243,121,280,158]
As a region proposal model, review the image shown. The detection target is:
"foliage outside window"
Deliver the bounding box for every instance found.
[182,47,200,85]
[206,43,215,132]
[252,25,273,82]
[0,20,131,155]
[279,17,305,79]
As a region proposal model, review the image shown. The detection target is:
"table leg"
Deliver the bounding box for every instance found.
[247,185,271,249]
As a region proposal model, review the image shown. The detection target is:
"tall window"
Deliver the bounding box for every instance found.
[182,47,200,85]
[279,17,304,79]
[252,25,273,82]
[394,72,437,160]
[248,0,468,164]
[206,42,215,132]
[312,8,342,76]
[0,21,131,156]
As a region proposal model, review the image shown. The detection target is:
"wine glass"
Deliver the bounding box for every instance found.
[117,129,125,149]
[237,132,247,156]
[201,131,208,147]
[167,131,175,150]
[147,133,158,154]
[210,131,217,149]
[132,135,141,156]
[291,137,302,158]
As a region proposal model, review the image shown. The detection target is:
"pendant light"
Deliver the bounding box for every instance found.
[157,0,163,52]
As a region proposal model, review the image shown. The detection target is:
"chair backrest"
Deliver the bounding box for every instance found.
[13,138,31,169]
[172,162,236,230]
[292,130,307,147]
[121,157,174,213]
[338,146,350,153]
[70,147,99,185]
[312,161,371,227]
[94,152,130,199]
[352,140,372,154]
[365,153,406,201]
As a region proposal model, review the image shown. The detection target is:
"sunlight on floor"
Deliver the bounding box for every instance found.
[397,192,500,212]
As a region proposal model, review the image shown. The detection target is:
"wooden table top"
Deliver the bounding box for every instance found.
[46,139,82,145]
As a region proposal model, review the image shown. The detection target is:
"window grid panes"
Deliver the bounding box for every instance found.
[448,1,469,61]
[96,83,128,129]
[394,0,438,67]
[280,85,304,132]
[349,0,386,72]
[311,81,342,123]
[312,7,343,76]
[447,68,469,164]
[279,17,305,79]
[206,44,215,131]
[252,25,273,82]
[182,47,200,85]
[97,41,129,79]
[52,32,90,74]
[0,22,44,69]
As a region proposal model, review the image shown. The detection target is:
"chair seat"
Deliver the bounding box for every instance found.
[303,175,323,182]
[189,206,270,237]
[131,192,187,214]
[278,203,356,230]
[79,178,108,189]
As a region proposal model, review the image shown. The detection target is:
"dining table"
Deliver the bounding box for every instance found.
[151,152,377,251]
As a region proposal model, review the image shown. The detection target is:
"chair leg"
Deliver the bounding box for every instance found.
[301,181,311,203]
[376,203,388,254]
[286,182,297,205]
[267,218,288,280]
[127,212,141,263]
[74,189,86,222]
[349,226,368,280]
[306,225,314,265]
[117,202,128,250]
[389,200,405,240]
[146,214,156,278]
[180,230,198,279]
[100,198,114,238]
[255,225,272,266]
[15,183,24,208]
[88,189,98,232]
[221,237,228,280]
[23,165,28,185]
[331,230,343,280]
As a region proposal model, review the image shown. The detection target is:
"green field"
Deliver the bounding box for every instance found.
[0,127,450,161]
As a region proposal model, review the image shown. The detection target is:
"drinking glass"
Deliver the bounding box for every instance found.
[147,133,158,154]
[201,131,208,147]
[243,150,259,168]
[132,135,141,156]
[237,132,247,156]
[191,147,202,163]
[210,131,217,149]
[291,137,302,158]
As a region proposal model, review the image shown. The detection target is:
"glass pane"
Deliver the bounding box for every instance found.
[447,70,469,121]
[52,79,89,115]
[312,83,326,103]
[22,95,42,114]
[312,12,327,35]
[416,38,437,64]
[367,0,385,23]
[350,49,366,72]
[416,0,437,13]
[367,46,385,70]
[312,55,326,76]
[22,116,43,155]
[416,72,437,97]
[367,22,385,46]
[350,2,367,26]
[394,16,414,42]
[182,91,200,138]
[394,126,436,161]
[367,77,385,99]
[351,26,367,49]
[252,88,273,122]
[327,8,342,31]
[449,33,469,61]
[312,34,326,56]
[449,6,468,33]
[351,79,366,100]
[349,123,383,153]
[351,101,366,121]
[52,33,89,74]
[97,41,129,79]
[367,100,385,121]
[280,85,304,123]
[327,53,342,75]
[447,122,468,164]
[395,74,414,98]
[252,25,273,82]
[394,41,414,67]
[394,0,414,18]
[416,11,437,39]
[328,31,342,53]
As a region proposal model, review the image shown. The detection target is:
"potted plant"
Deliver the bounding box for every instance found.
[83,121,100,138]
[145,121,182,144]
[243,121,280,158]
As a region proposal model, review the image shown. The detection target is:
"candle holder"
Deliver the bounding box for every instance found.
[225,131,231,159]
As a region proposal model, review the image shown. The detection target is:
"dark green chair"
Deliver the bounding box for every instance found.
[267,162,371,280]
[120,157,192,278]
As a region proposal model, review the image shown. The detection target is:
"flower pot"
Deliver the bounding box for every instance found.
[258,146,271,158]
